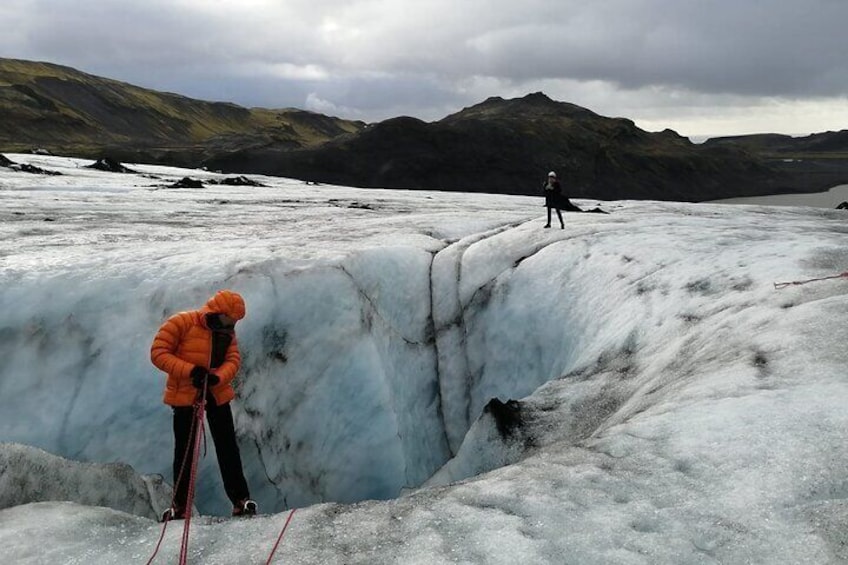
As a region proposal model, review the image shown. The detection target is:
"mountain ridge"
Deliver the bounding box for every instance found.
[206,92,786,200]
[2,57,847,200]
[0,57,364,166]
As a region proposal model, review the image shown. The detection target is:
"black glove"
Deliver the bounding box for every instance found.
[190,366,220,389]
[190,366,207,389]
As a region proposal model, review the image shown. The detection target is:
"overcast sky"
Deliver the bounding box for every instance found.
[3,0,847,138]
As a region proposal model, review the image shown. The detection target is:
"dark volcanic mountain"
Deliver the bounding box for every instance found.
[703,131,848,198]
[0,58,363,166]
[3,58,847,201]
[205,93,817,201]
[705,131,848,155]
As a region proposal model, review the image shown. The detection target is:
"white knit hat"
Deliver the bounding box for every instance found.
[548,171,557,178]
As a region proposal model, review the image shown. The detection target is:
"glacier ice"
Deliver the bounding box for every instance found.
[2,154,848,563]
[0,442,171,520]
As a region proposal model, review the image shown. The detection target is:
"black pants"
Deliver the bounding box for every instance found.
[546,205,564,226]
[172,400,250,510]
[545,193,564,227]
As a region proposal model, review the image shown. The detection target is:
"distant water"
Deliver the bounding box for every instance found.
[714,184,848,209]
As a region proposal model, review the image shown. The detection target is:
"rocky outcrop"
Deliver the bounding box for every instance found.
[0,443,171,520]
[0,154,61,175]
[209,175,266,187]
[86,157,136,173]
[168,176,204,188]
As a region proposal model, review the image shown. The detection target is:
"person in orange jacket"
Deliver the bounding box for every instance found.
[150,289,256,520]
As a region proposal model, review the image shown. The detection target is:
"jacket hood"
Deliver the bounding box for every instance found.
[203,290,246,321]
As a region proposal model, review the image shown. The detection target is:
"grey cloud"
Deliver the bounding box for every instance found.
[2,0,847,132]
[10,0,848,98]
[445,1,848,98]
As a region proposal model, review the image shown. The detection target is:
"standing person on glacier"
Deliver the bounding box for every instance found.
[150,289,257,520]
[542,171,565,229]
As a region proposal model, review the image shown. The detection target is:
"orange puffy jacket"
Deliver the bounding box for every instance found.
[150,290,247,407]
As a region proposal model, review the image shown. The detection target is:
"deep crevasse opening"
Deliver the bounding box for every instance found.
[0,221,640,515]
[216,222,644,513]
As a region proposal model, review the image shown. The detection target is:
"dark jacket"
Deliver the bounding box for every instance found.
[543,179,562,207]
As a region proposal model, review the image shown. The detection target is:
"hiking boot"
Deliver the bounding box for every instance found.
[232,499,258,517]
[160,506,186,522]
[543,224,551,228]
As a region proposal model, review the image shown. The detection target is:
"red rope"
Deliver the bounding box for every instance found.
[178,387,208,565]
[145,519,171,565]
[148,381,303,565]
[145,388,205,565]
[265,508,298,565]
[774,271,848,289]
